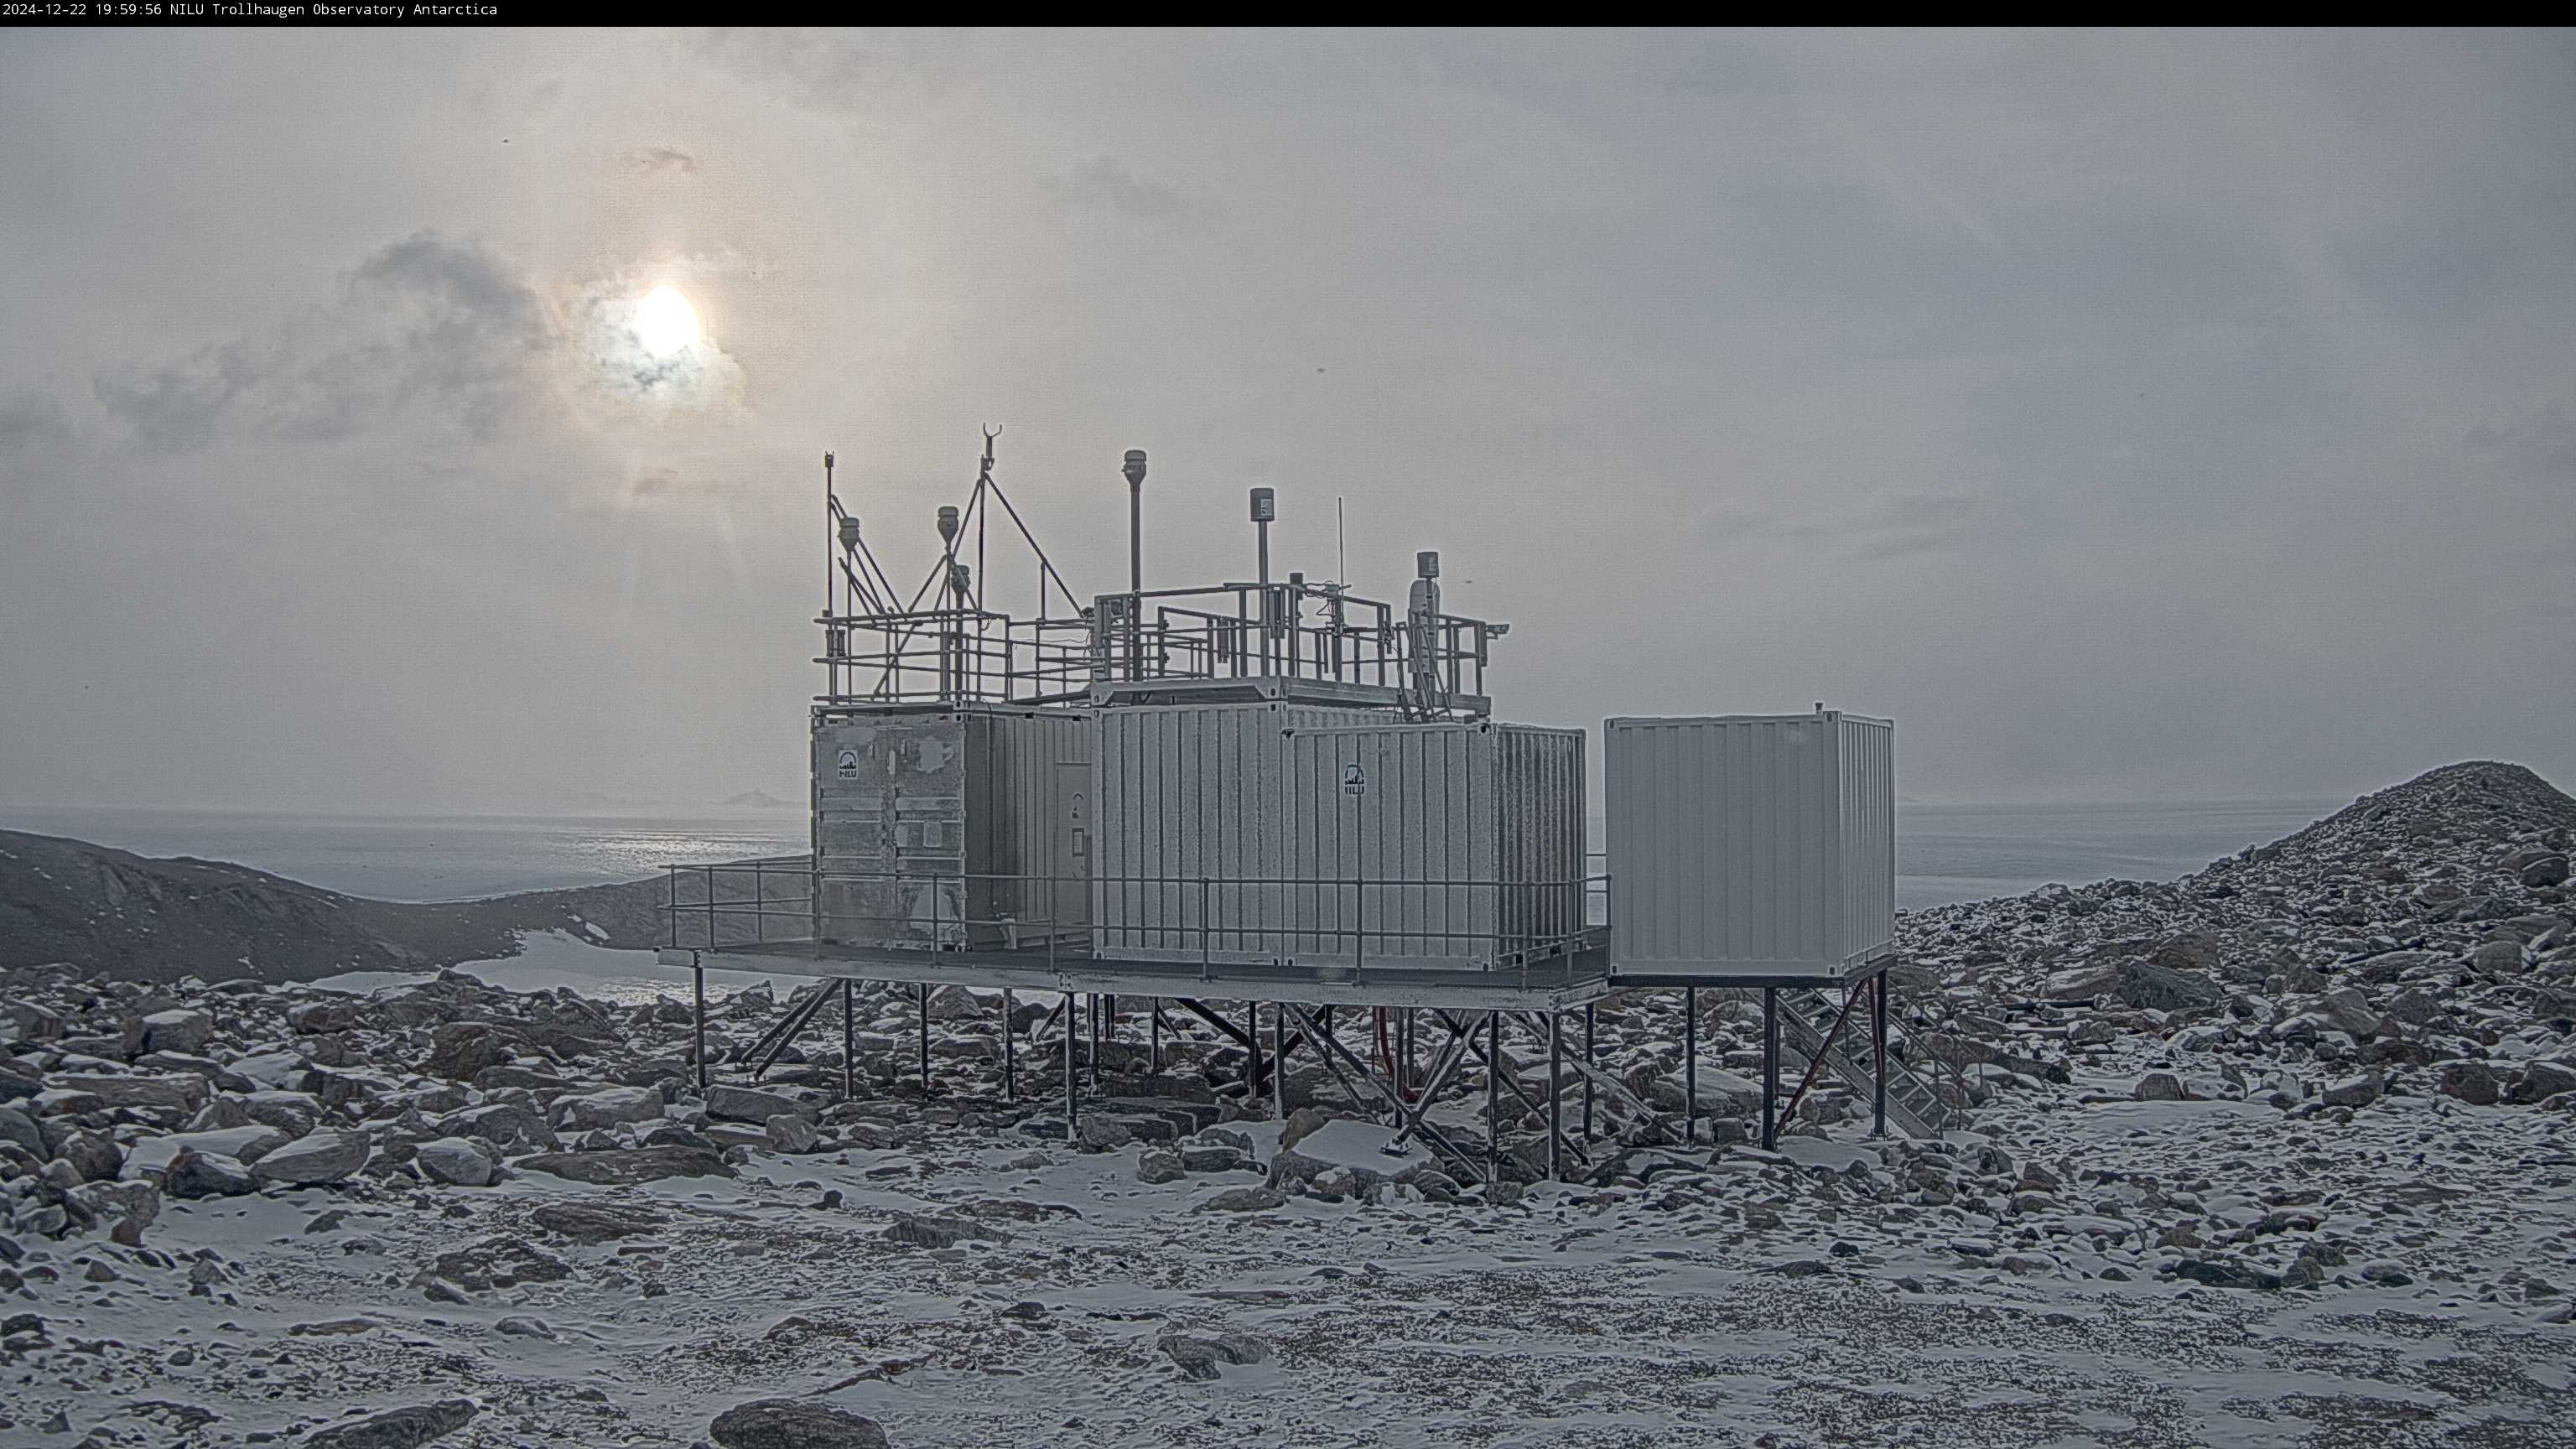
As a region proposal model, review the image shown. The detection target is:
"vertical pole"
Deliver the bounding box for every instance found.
[1581,1004,1596,1140]
[1062,990,1078,1141]
[1089,994,1103,1090]
[1247,1001,1261,1098]
[1762,985,1779,1150]
[1547,1009,1561,1182]
[841,979,855,1101]
[1485,1010,1501,1185]
[1150,997,1162,1074]
[1683,987,1698,1147]
[918,982,932,1097]
[1270,1003,1287,1117]
[1872,973,1888,1140]
[1003,987,1017,1103]
[693,954,708,1090]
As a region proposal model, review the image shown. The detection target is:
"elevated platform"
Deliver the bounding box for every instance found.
[657,938,1617,1010]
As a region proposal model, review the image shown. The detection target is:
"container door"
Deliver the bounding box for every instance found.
[1053,760,1091,936]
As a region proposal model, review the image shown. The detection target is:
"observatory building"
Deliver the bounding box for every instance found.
[664,435,1950,1184]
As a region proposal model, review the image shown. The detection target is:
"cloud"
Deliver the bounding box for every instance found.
[564,259,749,416]
[0,391,72,454]
[1697,489,2002,560]
[685,27,963,114]
[1047,156,1185,219]
[2466,402,2576,478]
[627,146,699,175]
[93,231,551,452]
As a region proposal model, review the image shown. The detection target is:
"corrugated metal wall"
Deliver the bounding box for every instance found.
[1498,724,1588,950]
[1605,713,1894,977]
[1836,714,1896,963]
[1092,705,1585,968]
[963,709,1093,943]
[813,707,1090,948]
[1092,702,1380,958]
[813,711,967,948]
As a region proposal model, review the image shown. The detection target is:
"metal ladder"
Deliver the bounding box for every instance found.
[1773,986,1957,1138]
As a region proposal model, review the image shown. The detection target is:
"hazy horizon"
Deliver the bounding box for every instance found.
[5,30,2571,814]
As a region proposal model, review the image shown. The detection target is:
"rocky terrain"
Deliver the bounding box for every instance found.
[0,829,668,984]
[0,761,2570,1446]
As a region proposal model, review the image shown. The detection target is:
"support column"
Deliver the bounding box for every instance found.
[1003,987,1018,1102]
[841,979,855,1101]
[917,982,932,1097]
[692,954,708,1091]
[1581,1004,1596,1140]
[1150,996,1162,1074]
[1762,985,1779,1150]
[1546,1009,1562,1182]
[1683,987,1697,1147]
[1062,990,1078,1141]
[1270,1003,1287,1117]
[1089,994,1103,1090]
[1484,1010,1502,1185]
[1872,973,1888,1139]
[1247,1002,1262,1098]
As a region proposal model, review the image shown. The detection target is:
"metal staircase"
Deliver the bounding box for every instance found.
[1773,985,1958,1138]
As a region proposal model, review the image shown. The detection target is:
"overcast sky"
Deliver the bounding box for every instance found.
[1,29,2569,813]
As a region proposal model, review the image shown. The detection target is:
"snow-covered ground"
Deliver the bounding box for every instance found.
[3,761,2572,1446]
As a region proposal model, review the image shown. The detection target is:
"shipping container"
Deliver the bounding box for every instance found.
[812,706,1091,949]
[1604,712,1894,979]
[1092,702,1585,969]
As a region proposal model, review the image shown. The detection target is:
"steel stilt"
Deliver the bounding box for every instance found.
[1684,986,1698,1147]
[841,979,855,1100]
[1872,972,1888,1139]
[1062,990,1078,1141]
[692,953,707,1090]
[1003,987,1017,1103]
[1547,1009,1561,1182]
[1762,985,1779,1150]
[1581,1003,1595,1140]
[917,982,932,1096]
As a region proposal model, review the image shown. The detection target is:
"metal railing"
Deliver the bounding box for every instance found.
[813,577,1501,713]
[663,857,1605,980]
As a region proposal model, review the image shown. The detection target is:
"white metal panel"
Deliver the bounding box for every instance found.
[1091,705,1586,969]
[813,706,1091,949]
[1605,712,1894,979]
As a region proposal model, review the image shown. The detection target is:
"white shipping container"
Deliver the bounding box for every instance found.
[813,706,1091,949]
[1604,711,1894,980]
[1092,703,1586,969]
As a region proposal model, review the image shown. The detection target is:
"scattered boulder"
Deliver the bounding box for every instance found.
[532,1201,670,1244]
[414,1137,497,1187]
[251,1129,372,1187]
[2132,1072,2189,1102]
[552,1085,664,1132]
[707,1083,812,1124]
[1159,1330,1273,1381]
[138,1008,215,1056]
[304,1398,479,1449]
[164,1146,257,1199]
[766,1114,821,1155]
[708,1399,890,1449]
[2115,961,2219,1013]
[517,1146,733,1185]
[2436,1061,2501,1106]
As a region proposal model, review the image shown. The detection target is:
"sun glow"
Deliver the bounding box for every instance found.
[633,284,701,359]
